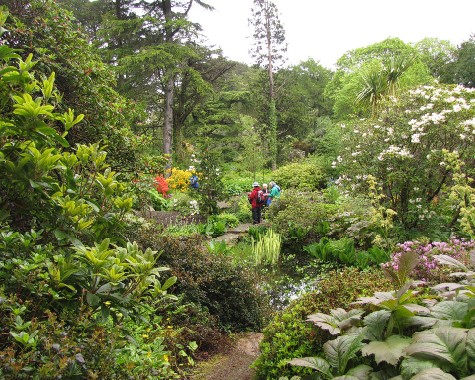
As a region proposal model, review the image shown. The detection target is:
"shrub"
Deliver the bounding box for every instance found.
[272,160,327,191]
[167,168,194,192]
[154,175,170,197]
[252,267,391,379]
[287,247,475,379]
[136,227,268,333]
[209,213,240,228]
[334,84,475,234]
[303,238,391,269]
[171,192,198,216]
[224,194,253,223]
[0,21,180,378]
[266,189,339,247]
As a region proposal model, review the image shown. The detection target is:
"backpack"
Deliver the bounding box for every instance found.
[257,190,265,205]
[190,175,198,189]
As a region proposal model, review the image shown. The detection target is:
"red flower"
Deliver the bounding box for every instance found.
[153,175,169,197]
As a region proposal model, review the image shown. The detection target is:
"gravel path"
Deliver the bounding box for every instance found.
[190,332,263,380]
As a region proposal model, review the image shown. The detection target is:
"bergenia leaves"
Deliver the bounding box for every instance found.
[288,356,332,378]
[430,301,468,322]
[361,335,412,365]
[411,368,456,380]
[307,308,364,335]
[405,328,468,371]
[435,255,468,271]
[363,310,391,341]
[324,332,365,376]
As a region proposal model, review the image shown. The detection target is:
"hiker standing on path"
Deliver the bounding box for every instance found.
[248,182,264,224]
[267,181,281,205]
[262,183,271,207]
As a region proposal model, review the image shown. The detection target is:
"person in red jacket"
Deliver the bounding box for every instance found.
[248,181,263,224]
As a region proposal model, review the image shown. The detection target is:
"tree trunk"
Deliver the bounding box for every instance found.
[163,75,174,173]
[266,2,277,170]
[162,0,174,174]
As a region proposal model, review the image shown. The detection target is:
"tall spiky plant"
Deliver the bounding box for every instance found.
[252,229,282,265]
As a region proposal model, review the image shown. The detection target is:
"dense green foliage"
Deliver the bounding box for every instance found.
[4,0,140,171]
[286,247,475,380]
[135,229,268,332]
[0,15,184,378]
[3,0,475,378]
[252,268,391,379]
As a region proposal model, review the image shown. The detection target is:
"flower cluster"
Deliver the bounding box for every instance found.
[166,168,194,192]
[334,83,475,232]
[153,175,169,197]
[383,238,475,282]
[189,200,199,215]
[377,145,413,161]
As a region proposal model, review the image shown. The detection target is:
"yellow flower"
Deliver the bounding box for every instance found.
[163,354,169,362]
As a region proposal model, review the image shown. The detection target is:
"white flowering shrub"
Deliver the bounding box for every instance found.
[334,84,475,235]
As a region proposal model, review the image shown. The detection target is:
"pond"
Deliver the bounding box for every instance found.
[257,252,341,310]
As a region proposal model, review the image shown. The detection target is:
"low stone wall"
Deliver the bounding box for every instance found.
[141,210,205,226]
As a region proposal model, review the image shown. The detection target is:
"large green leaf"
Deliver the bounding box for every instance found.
[411,368,456,380]
[307,308,364,335]
[307,312,341,335]
[364,309,391,341]
[362,335,412,365]
[400,356,439,378]
[430,301,468,321]
[324,332,364,375]
[467,328,475,372]
[405,327,468,370]
[434,255,468,271]
[345,364,373,379]
[288,356,332,378]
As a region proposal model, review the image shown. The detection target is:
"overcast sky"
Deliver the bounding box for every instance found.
[188,0,475,69]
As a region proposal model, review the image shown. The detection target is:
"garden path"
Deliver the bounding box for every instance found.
[212,223,253,245]
[190,332,263,380]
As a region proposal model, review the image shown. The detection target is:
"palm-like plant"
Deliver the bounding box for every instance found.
[355,62,388,118]
[386,54,414,97]
[356,54,414,118]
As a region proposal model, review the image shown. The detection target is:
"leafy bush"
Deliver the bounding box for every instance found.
[198,219,227,237]
[287,247,475,380]
[222,175,255,196]
[266,189,339,247]
[6,0,141,172]
[303,238,390,269]
[272,160,327,191]
[0,30,180,378]
[252,267,391,379]
[231,194,253,223]
[170,192,198,216]
[209,213,240,228]
[193,149,225,216]
[136,228,268,332]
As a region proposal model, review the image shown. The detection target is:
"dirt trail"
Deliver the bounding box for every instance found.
[190,332,263,380]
